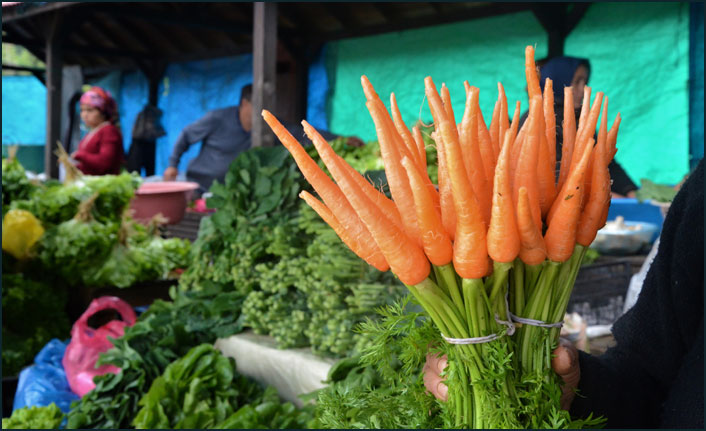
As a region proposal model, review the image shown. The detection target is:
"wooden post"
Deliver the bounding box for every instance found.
[251,2,277,148]
[45,12,65,178]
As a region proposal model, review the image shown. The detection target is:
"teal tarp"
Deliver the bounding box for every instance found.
[565,2,690,185]
[689,1,704,170]
[324,3,691,185]
[326,10,548,143]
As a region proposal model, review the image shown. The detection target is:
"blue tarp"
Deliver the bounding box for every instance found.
[1,52,331,176]
[1,75,46,146]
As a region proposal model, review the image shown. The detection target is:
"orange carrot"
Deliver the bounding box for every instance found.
[361,76,418,165]
[607,113,621,163]
[558,86,576,192]
[544,136,594,262]
[510,126,526,188]
[543,78,557,174]
[509,101,521,145]
[498,83,510,152]
[477,99,499,174]
[300,191,390,271]
[490,99,501,155]
[401,156,453,266]
[525,45,542,100]
[487,131,520,263]
[577,86,592,136]
[391,92,423,168]
[432,130,457,240]
[412,126,428,173]
[441,84,459,131]
[390,92,440,211]
[536,88,557,218]
[576,113,610,247]
[464,82,498,176]
[516,186,547,265]
[513,95,543,230]
[572,91,603,172]
[263,110,388,271]
[365,99,423,246]
[326,141,431,285]
[411,125,440,210]
[302,120,405,231]
[427,77,489,279]
[460,85,492,226]
[583,97,609,208]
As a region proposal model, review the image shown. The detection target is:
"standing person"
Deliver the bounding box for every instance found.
[71,86,125,175]
[164,84,364,195]
[519,56,638,198]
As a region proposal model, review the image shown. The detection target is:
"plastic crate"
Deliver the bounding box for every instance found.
[568,260,633,325]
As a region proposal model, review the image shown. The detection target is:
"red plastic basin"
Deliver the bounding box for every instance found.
[130,181,199,225]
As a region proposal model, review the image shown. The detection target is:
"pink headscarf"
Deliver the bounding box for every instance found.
[80,86,118,122]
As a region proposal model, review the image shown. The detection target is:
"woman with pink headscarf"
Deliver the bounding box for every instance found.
[71,86,125,175]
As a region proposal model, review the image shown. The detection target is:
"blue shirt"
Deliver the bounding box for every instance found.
[168,105,338,193]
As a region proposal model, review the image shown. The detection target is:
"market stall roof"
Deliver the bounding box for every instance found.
[1,2,590,72]
[2,2,591,177]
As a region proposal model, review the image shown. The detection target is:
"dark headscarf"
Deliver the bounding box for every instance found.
[539,56,591,103]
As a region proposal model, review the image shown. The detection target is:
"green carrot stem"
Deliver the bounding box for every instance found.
[488,261,513,304]
[549,244,587,340]
[511,259,525,315]
[435,263,468,321]
[406,284,452,336]
[518,262,561,371]
[523,261,544,300]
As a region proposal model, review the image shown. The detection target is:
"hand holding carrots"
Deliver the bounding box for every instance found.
[423,339,580,411]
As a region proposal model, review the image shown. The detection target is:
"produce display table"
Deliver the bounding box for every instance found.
[215,331,337,407]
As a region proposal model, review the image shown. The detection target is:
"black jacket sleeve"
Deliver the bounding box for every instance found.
[570,160,704,428]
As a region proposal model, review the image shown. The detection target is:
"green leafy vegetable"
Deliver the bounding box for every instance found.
[2,157,37,216]
[132,344,262,429]
[2,403,64,429]
[66,287,246,429]
[2,273,70,377]
[635,178,678,203]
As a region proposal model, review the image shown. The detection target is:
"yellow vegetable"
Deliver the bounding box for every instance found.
[2,209,44,260]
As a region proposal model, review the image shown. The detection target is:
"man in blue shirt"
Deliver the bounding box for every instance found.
[164,84,363,194]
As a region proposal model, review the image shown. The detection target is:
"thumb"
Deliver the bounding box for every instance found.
[552,338,580,410]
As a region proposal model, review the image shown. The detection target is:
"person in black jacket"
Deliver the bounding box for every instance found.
[518,56,638,198]
[424,160,704,428]
[552,158,703,428]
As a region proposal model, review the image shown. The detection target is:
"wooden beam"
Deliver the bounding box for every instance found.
[532,4,568,58]
[326,4,358,31]
[3,34,153,59]
[566,3,591,35]
[45,12,65,179]
[371,3,400,23]
[2,64,45,74]
[315,2,533,43]
[251,2,278,148]
[2,2,79,23]
[101,5,252,35]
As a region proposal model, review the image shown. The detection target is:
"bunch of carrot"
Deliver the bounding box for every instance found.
[262,45,618,429]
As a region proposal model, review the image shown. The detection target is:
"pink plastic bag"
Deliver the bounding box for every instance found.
[63,296,137,397]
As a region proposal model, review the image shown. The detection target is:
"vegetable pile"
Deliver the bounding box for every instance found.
[264,45,618,428]
[65,285,315,429]
[1,160,190,376]
[2,403,65,430]
[179,143,406,357]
